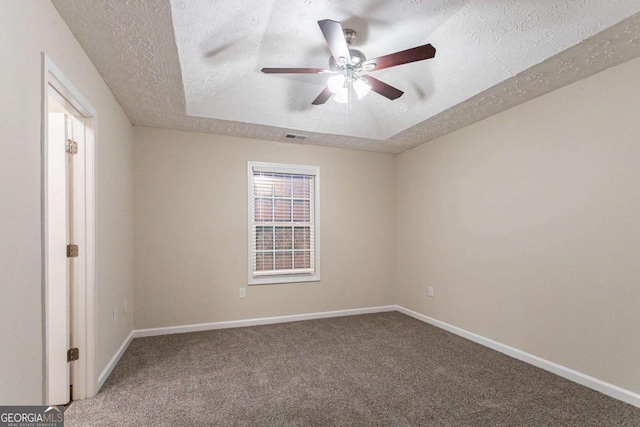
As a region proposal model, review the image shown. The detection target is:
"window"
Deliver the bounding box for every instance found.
[248,162,320,285]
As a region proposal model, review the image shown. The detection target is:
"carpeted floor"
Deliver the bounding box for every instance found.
[65,312,640,426]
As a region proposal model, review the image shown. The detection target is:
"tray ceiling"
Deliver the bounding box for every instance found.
[53,0,640,153]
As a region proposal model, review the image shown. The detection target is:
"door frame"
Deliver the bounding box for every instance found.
[41,53,97,402]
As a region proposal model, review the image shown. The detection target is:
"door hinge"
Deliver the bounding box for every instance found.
[67,244,79,258]
[67,348,79,362]
[66,139,78,155]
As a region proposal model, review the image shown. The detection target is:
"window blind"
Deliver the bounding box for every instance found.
[251,169,315,278]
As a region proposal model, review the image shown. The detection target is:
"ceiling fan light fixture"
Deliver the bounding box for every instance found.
[353,78,372,99]
[261,19,436,105]
[333,88,349,104]
[328,74,371,103]
[327,74,346,94]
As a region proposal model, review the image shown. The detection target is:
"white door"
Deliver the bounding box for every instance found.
[46,110,71,405]
[46,96,86,405]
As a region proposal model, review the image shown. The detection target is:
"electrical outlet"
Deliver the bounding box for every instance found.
[239,288,246,299]
[124,300,128,316]
[428,286,434,297]
[113,309,118,324]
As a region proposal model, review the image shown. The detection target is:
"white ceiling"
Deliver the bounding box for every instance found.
[53,0,640,153]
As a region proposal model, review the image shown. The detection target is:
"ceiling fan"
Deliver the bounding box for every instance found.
[261,19,436,105]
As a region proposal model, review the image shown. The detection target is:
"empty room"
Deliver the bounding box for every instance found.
[2,1,640,425]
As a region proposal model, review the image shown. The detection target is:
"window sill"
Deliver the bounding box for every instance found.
[248,274,321,286]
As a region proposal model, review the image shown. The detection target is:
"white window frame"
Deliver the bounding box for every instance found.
[247,161,320,285]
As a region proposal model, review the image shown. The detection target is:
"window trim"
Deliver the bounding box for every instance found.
[247,161,320,285]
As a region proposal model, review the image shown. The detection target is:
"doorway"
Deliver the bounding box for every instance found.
[42,54,97,404]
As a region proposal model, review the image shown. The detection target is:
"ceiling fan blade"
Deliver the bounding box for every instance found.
[318,19,352,65]
[361,75,404,100]
[362,43,436,71]
[311,87,333,105]
[261,67,328,74]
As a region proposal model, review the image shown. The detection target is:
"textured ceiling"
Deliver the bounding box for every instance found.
[53,0,640,153]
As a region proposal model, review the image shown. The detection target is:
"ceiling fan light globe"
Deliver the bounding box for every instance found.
[327,74,346,94]
[333,89,349,103]
[353,78,372,99]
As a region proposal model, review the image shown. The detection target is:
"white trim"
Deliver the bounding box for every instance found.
[43,55,97,118]
[97,331,134,391]
[42,53,98,403]
[133,306,396,338]
[249,274,321,285]
[247,161,321,285]
[253,267,314,276]
[396,306,640,408]
[251,162,318,176]
[83,111,98,399]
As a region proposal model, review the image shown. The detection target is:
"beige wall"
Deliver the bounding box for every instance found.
[133,127,395,329]
[396,56,640,393]
[0,1,134,404]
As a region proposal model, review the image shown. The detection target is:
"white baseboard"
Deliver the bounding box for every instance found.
[97,330,134,391]
[100,305,639,409]
[396,305,640,408]
[132,305,397,338]
[98,307,394,388]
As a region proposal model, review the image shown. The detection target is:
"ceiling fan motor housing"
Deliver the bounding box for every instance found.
[329,49,367,69]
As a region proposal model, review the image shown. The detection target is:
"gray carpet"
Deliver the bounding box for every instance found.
[66,312,640,426]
